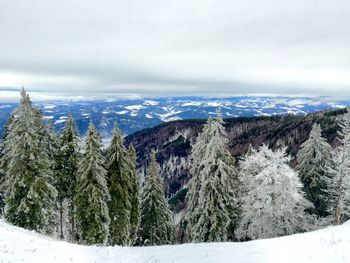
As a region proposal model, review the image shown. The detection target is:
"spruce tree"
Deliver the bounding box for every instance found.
[106,125,131,246]
[2,88,57,233]
[56,113,80,240]
[296,123,333,217]
[326,109,350,224]
[0,115,14,214]
[138,153,175,246]
[186,112,239,242]
[237,145,313,240]
[127,144,140,245]
[75,122,110,245]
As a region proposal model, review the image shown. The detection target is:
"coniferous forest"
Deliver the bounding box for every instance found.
[1,89,350,246]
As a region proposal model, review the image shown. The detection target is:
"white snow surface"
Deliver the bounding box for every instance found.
[1,220,350,263]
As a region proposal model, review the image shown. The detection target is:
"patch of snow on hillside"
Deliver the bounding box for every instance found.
[143,100,159,106]
[145,113,153,118]
[43,105,56,109]
[181,101,202,107]
[116,110,128,115]
[157,108,183,122]
[0,105,12,109]
[55,119,66,124]
[125,105,144,111]
[1,220,350,262]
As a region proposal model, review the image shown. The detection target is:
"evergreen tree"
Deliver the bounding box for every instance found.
[0,114,15,214]
[296,123,333,217]
[42,122,60,236]
[186,112,239,242]
[326,109,350,224]
[75,122,110,245]
[56,113,80,240]
[127,144,140,245]
[106,125,131,246]
[138,153,175,246]
[2,88,57,233]
[237,145,313,240]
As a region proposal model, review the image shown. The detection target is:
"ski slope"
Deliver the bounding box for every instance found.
[0,220,349,263]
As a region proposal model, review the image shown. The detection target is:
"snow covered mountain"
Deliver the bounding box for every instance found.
[0,219,349,262]
[0,96,349,137]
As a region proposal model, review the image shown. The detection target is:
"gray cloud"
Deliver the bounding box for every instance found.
[0,0,350,99]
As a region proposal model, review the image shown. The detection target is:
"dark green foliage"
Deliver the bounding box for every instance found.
[56,113,80,240]
[138,153,175,246]
[296,123,333,217]
[0,115,14,214]
[168,188,188,211]
[107,125,131,246]
[2,88,57,233]
[75,122,110,245]
[127,144,140,245]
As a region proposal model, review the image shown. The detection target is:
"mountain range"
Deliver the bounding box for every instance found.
[0,96,349,138]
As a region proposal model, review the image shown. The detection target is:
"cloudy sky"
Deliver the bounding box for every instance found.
[1,0,350,100]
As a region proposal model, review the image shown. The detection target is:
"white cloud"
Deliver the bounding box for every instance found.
[0,0,350,97]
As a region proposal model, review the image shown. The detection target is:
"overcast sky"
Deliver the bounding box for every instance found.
[0,0,350,100]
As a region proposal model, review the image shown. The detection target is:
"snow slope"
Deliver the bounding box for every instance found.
[0,220,350,263]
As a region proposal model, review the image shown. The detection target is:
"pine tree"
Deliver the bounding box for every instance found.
[138,153,175,246]
[75,122,110,245]
[186,112,239,242]
[237,145,313,240]
[2,88,57,233]
[127,144,140,245]
[326,109,350,224]
[42,122,60,236]
[296,123,333,217]
[106,125,131,246]
[56,113,80,240]
[0,114,15,214]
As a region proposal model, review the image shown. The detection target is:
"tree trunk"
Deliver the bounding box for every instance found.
[70,202,75,242]
[59,202,64,239]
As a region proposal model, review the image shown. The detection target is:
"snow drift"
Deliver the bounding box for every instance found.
[0,220,349,263]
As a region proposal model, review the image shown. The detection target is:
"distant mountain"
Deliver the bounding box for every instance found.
[125,108,346,202]
[0,96,349,138]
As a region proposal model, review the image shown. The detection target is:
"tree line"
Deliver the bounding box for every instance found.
[0,89,174,246]
[1,89,349,246]
[185,108,350,242]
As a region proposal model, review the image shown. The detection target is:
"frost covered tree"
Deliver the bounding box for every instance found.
[56,113,80,240]
[237,145,313,240]
[75,122,110,245]
[186,112,239,242]
[296,123,333,216]
[2,88,57,233]
[127,144,140,244]
[326,109,350,224]
[138,153,175,246]
[106,125,132,246]
[0,115,15,214]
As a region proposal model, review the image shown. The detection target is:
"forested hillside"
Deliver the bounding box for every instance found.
[126,109,345,197]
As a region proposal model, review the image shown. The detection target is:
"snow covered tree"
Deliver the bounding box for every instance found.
[237,145,313,240]
[106,125,131,246]
[0,114,15,214]
[138,153,175,246]
[2,88,57,233]
[56,113,80,240]
[127,144,140,244]
[296,123,333,217]
[75,122,110,245]
[326,109,350,224]
[186,112,239,242]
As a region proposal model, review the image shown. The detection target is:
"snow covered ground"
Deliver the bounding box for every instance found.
[0,220,349,263]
